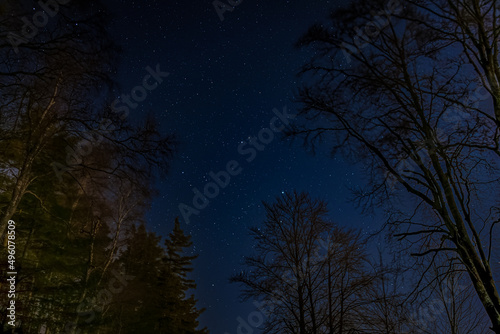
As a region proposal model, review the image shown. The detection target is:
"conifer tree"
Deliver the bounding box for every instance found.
[160,218,208,334]
[106,223,163,333]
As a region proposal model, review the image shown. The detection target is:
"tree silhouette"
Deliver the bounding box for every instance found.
[0,1,186,333]
[0,0,176,241]
[290,0,500,331]
[160,218,208,334]
[231,191,372,334]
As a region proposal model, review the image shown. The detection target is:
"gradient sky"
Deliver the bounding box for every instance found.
[103,0,383,332]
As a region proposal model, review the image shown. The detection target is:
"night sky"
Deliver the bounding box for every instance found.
[103,1,381,332]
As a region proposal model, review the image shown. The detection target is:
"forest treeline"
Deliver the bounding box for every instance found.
[0,0,207,333]
[232,191,489,333]
[1,0,500,333]
[232,0,499,333]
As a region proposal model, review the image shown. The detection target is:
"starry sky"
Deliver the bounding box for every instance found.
[103,0,381,332]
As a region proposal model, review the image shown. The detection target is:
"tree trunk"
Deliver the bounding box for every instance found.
[0,159,33,241]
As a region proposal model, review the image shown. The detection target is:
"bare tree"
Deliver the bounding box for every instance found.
[0,0,175,241]
[0,2,176,332]
[290,0,500,331]
[355,248,415,333]
[401,252,488,334]
[409,0,500,136]
[231,191,372,334]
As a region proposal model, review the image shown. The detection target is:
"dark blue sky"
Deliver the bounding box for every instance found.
[104,0,382,332]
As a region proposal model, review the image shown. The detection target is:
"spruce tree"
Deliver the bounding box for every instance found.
[160,218,208,334]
